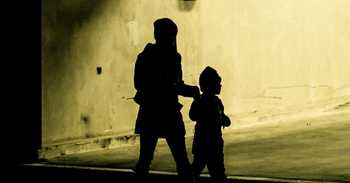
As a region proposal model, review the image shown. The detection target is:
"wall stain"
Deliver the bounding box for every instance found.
[80,114,90,124]
[268,85,333,90]
[178,0,196,11]
[42,0,109,67]
[101,139,112,148]
[333,102,350,110]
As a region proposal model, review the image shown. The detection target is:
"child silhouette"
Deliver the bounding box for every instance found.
[189,66,231,183]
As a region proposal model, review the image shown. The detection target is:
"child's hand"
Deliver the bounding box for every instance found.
[222,115,231,127]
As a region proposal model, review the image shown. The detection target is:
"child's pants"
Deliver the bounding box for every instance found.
[192,149,226,183]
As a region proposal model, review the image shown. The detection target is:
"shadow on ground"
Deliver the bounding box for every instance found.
[15,165,281,183]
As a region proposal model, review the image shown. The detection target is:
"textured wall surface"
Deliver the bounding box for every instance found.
[42,0,201,145]
[199,0,350,115]
[42,0,350,145]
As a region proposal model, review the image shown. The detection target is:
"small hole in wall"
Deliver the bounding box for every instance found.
[97,67,102,75]
[81,114,90,124]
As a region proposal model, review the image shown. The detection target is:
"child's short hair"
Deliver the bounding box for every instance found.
[199,66,221,93]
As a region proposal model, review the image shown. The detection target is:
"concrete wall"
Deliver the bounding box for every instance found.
[42,0,350,145]
[198,0,350,115]
[42,0,201,145]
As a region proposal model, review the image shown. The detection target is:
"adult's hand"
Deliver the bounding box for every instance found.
[193,86,200,100]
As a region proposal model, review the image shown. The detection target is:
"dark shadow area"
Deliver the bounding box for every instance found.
[17,165,279,183]
[42,0,111,72]
[178,0,197,11]
[4,0,41,162]
[3,2,41,180]
[6,0,111,177]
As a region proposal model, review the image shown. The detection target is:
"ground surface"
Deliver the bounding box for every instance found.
[46,99,350,182]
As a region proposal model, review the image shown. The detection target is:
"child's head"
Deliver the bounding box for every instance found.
[199,66,222,95]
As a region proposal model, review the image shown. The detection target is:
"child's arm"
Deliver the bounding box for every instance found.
[189,99,200,122]
[218,98,231,127]
[222,114,231,127]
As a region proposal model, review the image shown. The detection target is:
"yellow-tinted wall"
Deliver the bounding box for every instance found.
[42,0,201,145]
[199,0,350,115]
[42,0,350,145]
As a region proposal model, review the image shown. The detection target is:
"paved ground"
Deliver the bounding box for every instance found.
[40,103,350,183]
[18,164,292,183]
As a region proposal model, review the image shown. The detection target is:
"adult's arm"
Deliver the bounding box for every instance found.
[174,53,200,99]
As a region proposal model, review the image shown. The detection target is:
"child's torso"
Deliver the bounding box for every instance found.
[194,95,224,139]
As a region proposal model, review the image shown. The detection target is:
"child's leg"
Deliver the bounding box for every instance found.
[207,149,226,183]
[192,154,206,179]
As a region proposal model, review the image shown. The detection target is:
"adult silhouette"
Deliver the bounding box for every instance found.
[133,18,199,183]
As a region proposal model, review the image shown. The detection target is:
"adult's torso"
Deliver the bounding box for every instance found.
[138,44,184,136]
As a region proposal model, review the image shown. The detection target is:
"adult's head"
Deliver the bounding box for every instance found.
[153,18,178,49]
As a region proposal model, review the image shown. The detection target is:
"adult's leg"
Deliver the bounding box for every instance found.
[135,133,158,177]
[166,135,194,183]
